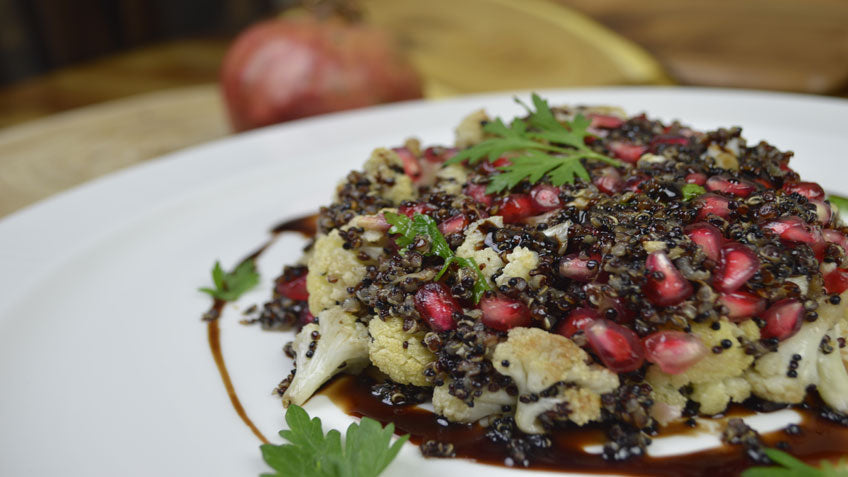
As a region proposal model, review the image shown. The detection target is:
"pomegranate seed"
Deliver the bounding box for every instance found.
[696,193,732,220]
[684,222,724,262]
[277,274,309,301]
[713,242,760,292]
[414,282,461,331]
[438,214,468,236]
[753,177,774,189]
[823,229,848,253]
[763,216,826,259]
[555,307,600,338]
[782,181,825,201]
[584,319,646,373]
[593,167,623,195]
[824,268,848,294]
[299,309,315,326]
[464,183,493,207]
[718,290,766,322]
[529,184,562,212]
[423,146,458,163]
[496,194,535,224]
[705,175,755,198]
[559,254,602,282]
[643,331,707,375]
[759,299,803,341]
[479,294,531,331]
[356,214,390,231]
[620,175,646,194]
[589,114,624,129]
[643,251,693,306]
[392,147,421,181]
[649,135,689,153]
[398,202,435,218]
[811,199,832,225]
[609,141,648,163]
[481,156,512,175]
[685,172,707,186]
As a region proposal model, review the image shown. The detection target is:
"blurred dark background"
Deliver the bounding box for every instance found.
[0,0,273,85]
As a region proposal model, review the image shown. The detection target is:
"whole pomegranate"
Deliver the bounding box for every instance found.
[221,15,423,131]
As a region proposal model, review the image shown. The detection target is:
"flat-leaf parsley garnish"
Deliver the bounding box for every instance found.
[199,259,260,301]
[384,211,492,303]
[445,93,622,193]
[682,183,706,201]
[741,448,848,477]
[260,404,409,477]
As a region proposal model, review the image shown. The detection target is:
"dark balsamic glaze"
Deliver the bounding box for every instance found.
[204,214,318,445]
[322,375,848,477]
[206,213,848,475]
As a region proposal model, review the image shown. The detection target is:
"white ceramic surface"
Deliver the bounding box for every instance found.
[1,88,847,477]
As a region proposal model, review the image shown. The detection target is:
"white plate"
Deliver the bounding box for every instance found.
[1,87,847,477]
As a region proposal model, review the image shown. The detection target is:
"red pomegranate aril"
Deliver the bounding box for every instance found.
[643,331,707,375]
[480,294,531,331]
[398,202,435,218]
[696,193,732,220]
[299,309,315,326]
[593,167,623,195]
[649,135,689,152]
[559,254,602,282]
[685,172,707,186]
[589,114,624,129]
[719,290,767,322]
[423,146,457,163]
[811,200,832,225]
[414,282,461,331]
[713,243,760,293]
[555,307,601,338]
[584,319,646,373]
[481,156,512,175]
[623,173,649,193]
[684,222,724,262]
[464,183,493,207]
[643,251,693,306]
[392,147,421,180]
[783,181,825,201]
[497,194,535,224]
[823,229,848,253]
[277,274,309,301]
[763,217,826,260]
[759,299,803,341]
[438,214,468,236]
[530,184,562,212]
[706,175,755,198]
[824,268,848,294]
[609,141,648,163]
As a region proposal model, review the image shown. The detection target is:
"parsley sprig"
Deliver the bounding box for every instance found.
[445,93,622,193]
[681,183,706,201]
[384,211,492,303]
[260,404,409,477]
[199,260,260,301]
[741,448,848,477]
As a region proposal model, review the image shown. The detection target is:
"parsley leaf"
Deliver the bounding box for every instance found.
[384,211,492,303]
[682,183,706,201]
[741,448,848,477]
[828,194,848,216]
[445,93,620,193]
[260,404,409,477]
[199,259,260,301]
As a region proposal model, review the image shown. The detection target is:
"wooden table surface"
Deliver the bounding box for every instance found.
[1,0,845,218]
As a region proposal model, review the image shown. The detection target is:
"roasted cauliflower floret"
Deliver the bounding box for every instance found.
[495,246,539,287]
[433,164,469,195]
[456,217,505,284]
[307,229,367,314]
[746,291,848,413]
[432,384,515,423]
[647,319,758,417]
[368,316,435,386]
[454,109,489,148]
[492,327,619,434]
[282,307,370,407]
[361,148,416,204]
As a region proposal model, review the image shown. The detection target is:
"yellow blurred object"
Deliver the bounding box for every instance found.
[363,0,671,97]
